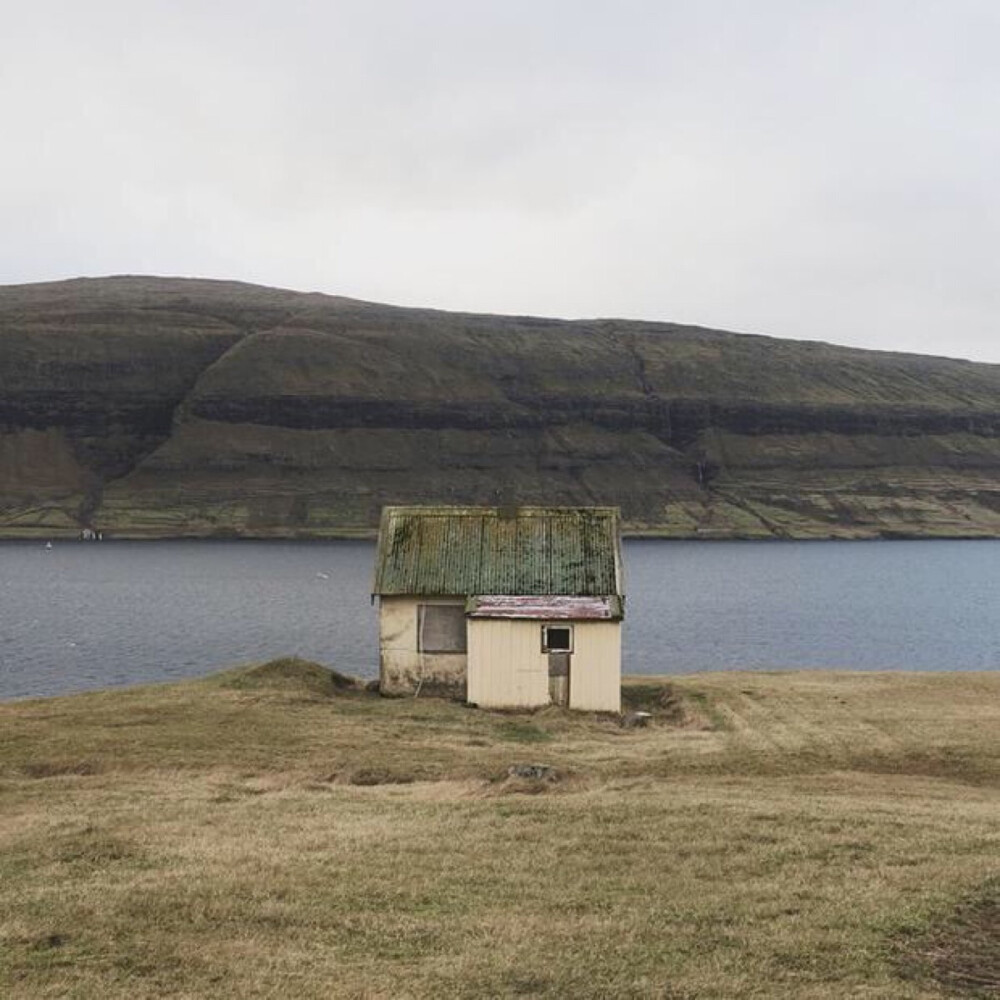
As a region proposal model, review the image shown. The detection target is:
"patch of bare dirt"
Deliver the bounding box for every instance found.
[897,879,1000,997]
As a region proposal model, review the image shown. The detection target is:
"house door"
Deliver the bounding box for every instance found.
[548,652,570,706]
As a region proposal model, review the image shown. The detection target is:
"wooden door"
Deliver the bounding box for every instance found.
[548,652,570,706]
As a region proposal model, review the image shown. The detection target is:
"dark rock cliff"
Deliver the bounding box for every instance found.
[3,275,1000,538]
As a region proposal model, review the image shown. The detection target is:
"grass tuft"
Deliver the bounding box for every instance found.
[621,682,688,723]
[896,877,1000,997]
[20,759,103,778]
[495,720,554,743]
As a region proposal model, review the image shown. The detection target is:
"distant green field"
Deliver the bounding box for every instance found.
[1,663,997,998]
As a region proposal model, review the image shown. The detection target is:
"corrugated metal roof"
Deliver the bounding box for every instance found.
[466,595,623,620]
[373,506,624,598]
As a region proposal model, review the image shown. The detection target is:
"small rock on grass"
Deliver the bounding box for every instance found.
[507,763,558,782]
[621,711,653,729]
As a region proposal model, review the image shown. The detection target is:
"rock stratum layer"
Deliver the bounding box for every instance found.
[3,275,1000,539]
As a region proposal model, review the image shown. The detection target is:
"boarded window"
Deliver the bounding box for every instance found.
[418,604,467,653]
[542,625,573,653]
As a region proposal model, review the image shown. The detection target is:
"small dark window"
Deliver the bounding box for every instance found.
[542,625,573,653]
[418,604,467,653]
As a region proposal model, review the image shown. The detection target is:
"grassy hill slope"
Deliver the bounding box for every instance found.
[3,275,1000,537]
[1,667,997,997]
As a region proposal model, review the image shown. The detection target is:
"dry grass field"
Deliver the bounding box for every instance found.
[1,663,997,998]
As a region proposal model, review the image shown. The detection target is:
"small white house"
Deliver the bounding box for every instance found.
[372,505,624,712]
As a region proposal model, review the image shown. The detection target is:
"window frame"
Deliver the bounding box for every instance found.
[416,603,468,654]
[541,623,574,654]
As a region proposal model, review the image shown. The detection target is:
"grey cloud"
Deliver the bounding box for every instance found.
[2,1,998,361]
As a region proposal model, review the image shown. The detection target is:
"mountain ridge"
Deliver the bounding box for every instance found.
[3,275,1000,539]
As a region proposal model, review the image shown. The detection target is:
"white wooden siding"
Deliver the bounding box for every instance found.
[467,619,549,708]
[467,618,620,712]
[567,622,621,712]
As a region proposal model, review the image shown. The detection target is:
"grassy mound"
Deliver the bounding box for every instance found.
[621,680,694,724]
[219,657,362,697]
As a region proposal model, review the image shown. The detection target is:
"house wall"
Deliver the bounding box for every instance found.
[467,619,621,712]
[467,619,549,708]
[378,596,467,697]
[568,622,622,712]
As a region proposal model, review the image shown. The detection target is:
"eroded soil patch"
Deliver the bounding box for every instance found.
[897,879,999,997]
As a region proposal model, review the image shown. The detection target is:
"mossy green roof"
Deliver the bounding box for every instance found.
[373,506,624,598]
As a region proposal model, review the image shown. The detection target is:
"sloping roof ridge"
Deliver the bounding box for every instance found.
[373,504,624,598]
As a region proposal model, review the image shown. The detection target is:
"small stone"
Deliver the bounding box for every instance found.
[507,763,557,781]
[621,711,653,729]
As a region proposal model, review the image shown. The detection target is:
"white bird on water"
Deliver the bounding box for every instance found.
[44,541,52,550]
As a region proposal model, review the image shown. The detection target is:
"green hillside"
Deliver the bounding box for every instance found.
[3,275,1000,538]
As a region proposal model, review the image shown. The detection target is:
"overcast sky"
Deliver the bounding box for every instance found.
[2,1,999,362]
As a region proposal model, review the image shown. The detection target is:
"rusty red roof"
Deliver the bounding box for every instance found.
[466,595,623,621]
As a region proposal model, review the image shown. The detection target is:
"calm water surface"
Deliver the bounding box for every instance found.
[1,539,998,699]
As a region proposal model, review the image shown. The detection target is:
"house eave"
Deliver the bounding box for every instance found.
[466,594,624,621]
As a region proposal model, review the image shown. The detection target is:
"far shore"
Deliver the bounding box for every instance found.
[4,526,1000,542]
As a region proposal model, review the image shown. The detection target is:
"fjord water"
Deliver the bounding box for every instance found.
[1,539,998,700]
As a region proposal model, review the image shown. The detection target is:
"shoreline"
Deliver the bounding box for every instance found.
[3,527,1000,542]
